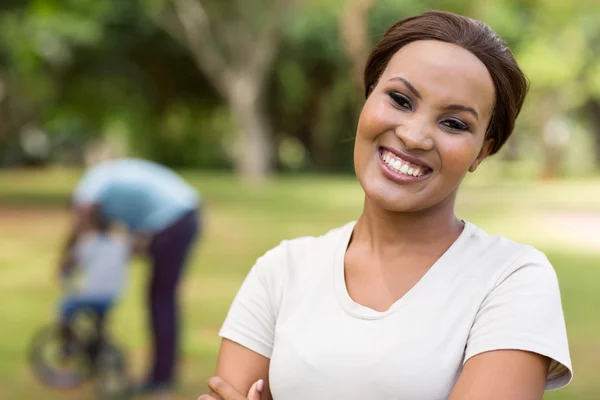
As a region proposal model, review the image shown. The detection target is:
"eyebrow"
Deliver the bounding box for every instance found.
[388,76,479,120]
[388,76,422,100]
[443,104,479,120]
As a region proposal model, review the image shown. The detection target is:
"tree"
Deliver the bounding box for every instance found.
[148,0,291,181]
[514,3,600,177]
[338,0,378,92]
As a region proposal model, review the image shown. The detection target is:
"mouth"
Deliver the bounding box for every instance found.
[378,147,433,183]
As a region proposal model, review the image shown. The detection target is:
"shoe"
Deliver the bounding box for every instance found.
[130,380,175,396]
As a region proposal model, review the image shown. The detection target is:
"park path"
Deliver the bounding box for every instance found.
[535,210,600,253]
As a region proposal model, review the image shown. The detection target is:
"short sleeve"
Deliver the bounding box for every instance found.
[218,241,288,359]
[464,249,573,390]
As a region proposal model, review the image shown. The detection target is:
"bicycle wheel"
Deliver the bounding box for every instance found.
[94,342,129,399]
[28,325,93,389]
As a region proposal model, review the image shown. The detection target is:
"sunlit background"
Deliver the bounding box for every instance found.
[0,0,599,398]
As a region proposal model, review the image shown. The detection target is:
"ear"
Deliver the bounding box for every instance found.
[469,139,494,173]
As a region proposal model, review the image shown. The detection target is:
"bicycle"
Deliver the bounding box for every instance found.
[28,286,130,398]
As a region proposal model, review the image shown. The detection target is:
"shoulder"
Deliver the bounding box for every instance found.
[282,221,354,256]
[464,221,558,289]
[252,221,355,276]
[462,224,572,389]
[267,221,353,259]
[74,232,99,255]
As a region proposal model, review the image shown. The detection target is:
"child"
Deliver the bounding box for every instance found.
[58,221,131,350]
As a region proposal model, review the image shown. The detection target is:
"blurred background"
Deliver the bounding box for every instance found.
[0,0,599,398]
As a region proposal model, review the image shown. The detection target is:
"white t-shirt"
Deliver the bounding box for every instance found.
[73,232,130,299]
[219,221,573,400]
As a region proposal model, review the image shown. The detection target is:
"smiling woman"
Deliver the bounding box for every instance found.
[197,10,572,400]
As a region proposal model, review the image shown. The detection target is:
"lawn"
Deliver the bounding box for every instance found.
[0,168,598,399]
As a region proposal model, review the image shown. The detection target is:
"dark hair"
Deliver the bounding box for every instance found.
[364,10,529,155]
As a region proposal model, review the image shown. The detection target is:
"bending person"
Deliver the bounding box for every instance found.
[61,158,201,394]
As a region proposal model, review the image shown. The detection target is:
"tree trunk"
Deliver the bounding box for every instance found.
[295,72,331,170]
[586,100,600,167]
[534,92,564,180]
[339,0,378,92]
[229,80,273,181]
[153,0,288,181]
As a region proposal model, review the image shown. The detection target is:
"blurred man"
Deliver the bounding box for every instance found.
[60,158,201,394]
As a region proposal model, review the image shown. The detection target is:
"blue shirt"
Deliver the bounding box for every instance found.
[73,159,200,233]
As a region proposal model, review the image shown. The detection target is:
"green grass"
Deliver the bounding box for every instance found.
[0,168,598,399]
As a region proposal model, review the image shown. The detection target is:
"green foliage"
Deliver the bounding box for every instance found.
[284,0,346,65]
[0,0,598,175]
[127,101,232,168]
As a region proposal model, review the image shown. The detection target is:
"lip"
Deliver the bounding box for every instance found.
[379,146,433,170]
[378,148,432,184]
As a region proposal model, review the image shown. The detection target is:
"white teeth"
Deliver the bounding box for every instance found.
[381,150,427,178]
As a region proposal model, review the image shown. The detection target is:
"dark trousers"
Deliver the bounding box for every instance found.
[147,208,200,383]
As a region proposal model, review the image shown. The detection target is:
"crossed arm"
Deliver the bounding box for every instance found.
[198,339,549,400]
[198,339,272,400]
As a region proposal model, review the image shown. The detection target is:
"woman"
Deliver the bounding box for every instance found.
[199,10,572,400]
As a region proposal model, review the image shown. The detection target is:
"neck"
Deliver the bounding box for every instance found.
[352,195,463,255]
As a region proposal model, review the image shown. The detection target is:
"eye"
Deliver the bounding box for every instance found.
[387,91,412,111]
[440,118,469,132]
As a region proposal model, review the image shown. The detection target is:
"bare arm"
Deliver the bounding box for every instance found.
[59,205,88,273]
[449,350,550,400]
[59,228,79,273]
[199,242,287,400]
[59,203,101,274]
[130,232,152,257]
[206,339,272,400]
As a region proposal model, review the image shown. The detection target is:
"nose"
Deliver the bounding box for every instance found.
[394,118,434,151]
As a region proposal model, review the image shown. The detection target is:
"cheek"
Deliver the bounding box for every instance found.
[438,137,482,173]
[357,97,395,140]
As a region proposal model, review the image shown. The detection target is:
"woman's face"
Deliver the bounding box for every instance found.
[354,40,496,213]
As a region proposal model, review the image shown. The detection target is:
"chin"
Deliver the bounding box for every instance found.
[373,193,429,213]
[362,180,432,213]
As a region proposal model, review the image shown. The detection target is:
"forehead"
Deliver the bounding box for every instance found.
[381,40,495,115]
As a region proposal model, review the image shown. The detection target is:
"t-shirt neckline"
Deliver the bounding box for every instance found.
[333,219,476,320]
